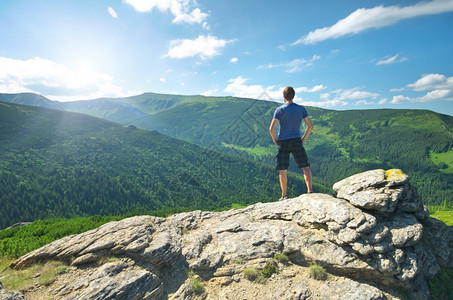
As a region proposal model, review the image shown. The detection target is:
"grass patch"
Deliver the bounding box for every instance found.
[261,262,278,278]
[273,253,289,262]
[221,143,275,159]
[309,263,327,280]
[189,277,204,294]
[187,269,204,295]
[243,262,279,284]
[429,210,453,226]
[0,257,14,273]
[231,203,247,209]
[232,258,245,265]
[243,267,260,281]
[430,149,453,173]
[1,260,69,291]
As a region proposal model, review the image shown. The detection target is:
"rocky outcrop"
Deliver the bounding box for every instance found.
[0,282,25,300]
[7,169,453,299]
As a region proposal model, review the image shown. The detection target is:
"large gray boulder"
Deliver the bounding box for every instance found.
[7,169,453,300]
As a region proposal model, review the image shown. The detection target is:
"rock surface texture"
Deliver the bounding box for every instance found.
[6,169,453,300]
[0,282,25,300]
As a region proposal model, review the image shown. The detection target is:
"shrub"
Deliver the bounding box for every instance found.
[273,253,289,262]
[243,263,278,284]
[309,263,327,280]
[187,269,204,294]
[243,267,260,281]
[190,277,204,294]
[262,262,278,278]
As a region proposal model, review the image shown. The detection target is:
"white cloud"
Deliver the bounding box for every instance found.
[160,77,166,82]
[201,88,219,96]
[224,76,276,99]
[296,85,327,93]
[222,78,389,108]
[407,73,453,91]
[390,95,411,104]
[391,90,453,104]
[230,57,238,63]
[202,22,210,30]
[293,0,453,45]
[173,8,208,24]
[108,7,118,18]
[324,88,379,101]
[389,73,453,104]
[223,76,327,101]
[260,55,321,73]
[376,54,408,65]
[339,88,379,100]
[0,56,135,101]
[302,99,349,108]
[166,35,234,59]
[310,88,382,107]
[124,0,208,24]
[378,98,388,105]
[390,87,405,92]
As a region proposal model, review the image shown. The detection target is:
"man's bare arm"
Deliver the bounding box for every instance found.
[301,116,313,143]
[269,118,279,145]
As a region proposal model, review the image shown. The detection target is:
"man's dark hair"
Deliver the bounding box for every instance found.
[283,86,295,101]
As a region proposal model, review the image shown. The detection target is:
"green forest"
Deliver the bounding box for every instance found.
[0,101,328,229]
[45,92,453,207]
[1,92,453,229]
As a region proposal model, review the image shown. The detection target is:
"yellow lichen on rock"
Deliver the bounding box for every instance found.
[385,169,405,181]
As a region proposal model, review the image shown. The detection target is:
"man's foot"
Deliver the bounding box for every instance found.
[279,194,289,201]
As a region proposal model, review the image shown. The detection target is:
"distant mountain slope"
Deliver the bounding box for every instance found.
[60,93,188,125]
[1,93,452,206]
[63,93,452,205]
[0,93,64,110]
[0,101,326,229]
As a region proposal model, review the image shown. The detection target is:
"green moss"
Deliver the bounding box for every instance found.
[385,169,405,181]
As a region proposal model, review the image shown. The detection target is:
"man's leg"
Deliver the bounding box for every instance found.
[279,169,288,196]
[302,166,313,193]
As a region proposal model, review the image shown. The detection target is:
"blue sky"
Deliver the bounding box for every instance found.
[1,0,452,116]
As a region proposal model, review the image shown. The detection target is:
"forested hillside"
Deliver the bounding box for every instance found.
[0,102,328,229]
[2,93,452,206]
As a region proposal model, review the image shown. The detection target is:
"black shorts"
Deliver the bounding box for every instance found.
[275,138,310,170]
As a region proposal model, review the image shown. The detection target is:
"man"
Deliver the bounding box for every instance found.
[269,86,313,200]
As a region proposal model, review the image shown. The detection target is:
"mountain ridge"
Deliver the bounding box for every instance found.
[1,92,452,207]
[1,101,326,229]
